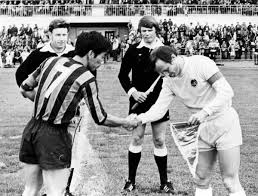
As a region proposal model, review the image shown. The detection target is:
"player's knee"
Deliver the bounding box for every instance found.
[153,137,165,148]
[222,174,240,192]
[194,172,211,188]
[132,135,144,146]
[47,190,65,196]
[47,186,66,196]
[23,185,41,196]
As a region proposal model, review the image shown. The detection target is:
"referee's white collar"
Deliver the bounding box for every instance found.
[136,38,163,49]
[40,42,74,55]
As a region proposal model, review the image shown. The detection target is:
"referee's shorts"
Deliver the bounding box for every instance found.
[19,117,72,170]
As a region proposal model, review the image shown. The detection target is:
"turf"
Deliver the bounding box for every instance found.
[0,62,257,196]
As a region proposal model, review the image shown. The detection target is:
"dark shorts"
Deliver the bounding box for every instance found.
[19,117,72,170]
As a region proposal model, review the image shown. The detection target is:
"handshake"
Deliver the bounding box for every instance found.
[122,114,142,131]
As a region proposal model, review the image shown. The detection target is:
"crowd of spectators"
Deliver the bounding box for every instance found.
[0,24,50,68]
[0,1,257,17]
[121,20,258,61]
[1,20,258,68]
[0,0,257,5]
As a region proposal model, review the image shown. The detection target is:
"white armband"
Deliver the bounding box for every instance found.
[203,78,234,115]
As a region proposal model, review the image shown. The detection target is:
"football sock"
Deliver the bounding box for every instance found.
[195,187,212,196]
[154,147,168,185]
[128,145,142,184]
[229,189,246,196]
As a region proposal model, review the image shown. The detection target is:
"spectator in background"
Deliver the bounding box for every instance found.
[25,24,33,37]
[13,48,23,66]
[5,48,14,67]
[0,26,6,37]
[229,37,236,60]
[21,47,30,62]
[185,37,195,56]
[10,24,18,37]
[112,35,120,61]
[221,40,229,59]
[208,36,219,61]
[234,40,241,59]
[19,24,26,37]
[128,19,133,31]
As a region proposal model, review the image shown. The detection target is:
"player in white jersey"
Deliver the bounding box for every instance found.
[129,45,246,196]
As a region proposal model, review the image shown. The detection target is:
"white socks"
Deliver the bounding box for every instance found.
[195,187,246,196]
[154,147,167,157]
[229,190,246,196]
[195,187,212,196]
[129,144,142,153]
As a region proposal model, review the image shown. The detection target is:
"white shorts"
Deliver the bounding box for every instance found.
[198,107,242,151]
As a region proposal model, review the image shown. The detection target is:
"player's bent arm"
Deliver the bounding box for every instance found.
[82,82,136,128]
[15,50,39,87]
[202,72,234,115]
[20,88,36,102]
[82,79,135,129]
[137,82,173,124]
[19,66,41,101]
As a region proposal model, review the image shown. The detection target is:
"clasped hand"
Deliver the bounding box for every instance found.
[122,114,141,131]
[132,91,147,103]
[188,110,209,125]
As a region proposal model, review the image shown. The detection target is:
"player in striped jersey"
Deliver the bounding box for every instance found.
[19,31,138,196]
[130,46,246,196]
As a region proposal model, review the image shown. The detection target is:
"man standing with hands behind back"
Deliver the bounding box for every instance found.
[118,16,174,194]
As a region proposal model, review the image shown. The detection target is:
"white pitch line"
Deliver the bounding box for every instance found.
[70,108,108,196]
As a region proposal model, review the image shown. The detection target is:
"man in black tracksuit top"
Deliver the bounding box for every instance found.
[15,18,75,87]
[118,16,174,194]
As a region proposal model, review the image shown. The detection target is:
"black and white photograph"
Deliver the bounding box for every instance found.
[0,1,257,196]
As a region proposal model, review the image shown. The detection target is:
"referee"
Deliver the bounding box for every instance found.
[118,16,174,193]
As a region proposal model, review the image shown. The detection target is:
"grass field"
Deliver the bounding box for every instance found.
[0,61,258,196]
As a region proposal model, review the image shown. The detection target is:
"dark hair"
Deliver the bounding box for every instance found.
[138,16,160,33]
[75,31,111,57]
[150,46,177,64]
[48,18,70,32]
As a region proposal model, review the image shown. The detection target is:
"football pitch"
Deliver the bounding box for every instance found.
[0,61,257,196]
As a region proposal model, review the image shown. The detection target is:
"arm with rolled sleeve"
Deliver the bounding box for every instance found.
[137,79,174,124]
[200,57,234,116]
[19,64,41,101]
[202,77,234,116]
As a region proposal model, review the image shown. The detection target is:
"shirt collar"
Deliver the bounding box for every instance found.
[136,38,163,49]
[180,56,188,76]
[40,42,74,56]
